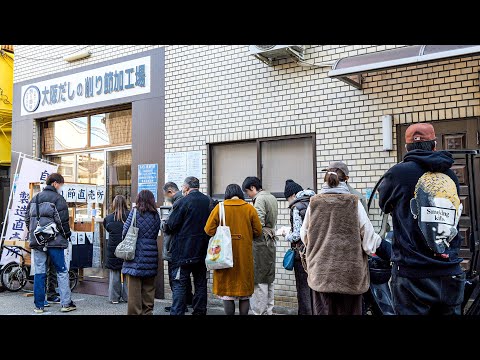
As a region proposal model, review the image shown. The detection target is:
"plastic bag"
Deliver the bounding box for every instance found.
[205,202,233,270]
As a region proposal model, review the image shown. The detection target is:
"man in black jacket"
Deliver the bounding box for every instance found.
[164,176,211,315]
[161,182,193,312]
[25,173,76,313]
[378,123,465,315]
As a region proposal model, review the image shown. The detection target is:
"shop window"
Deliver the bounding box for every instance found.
[209,135,316,198]
[49,154,76,183]
[211,141,257,197]
[43,117,88,152]
[42,107,131,154]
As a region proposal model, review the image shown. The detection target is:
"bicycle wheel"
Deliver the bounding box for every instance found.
[1,262,28,292]
[68,269,78,291]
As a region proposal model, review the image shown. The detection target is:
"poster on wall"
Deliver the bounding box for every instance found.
[85,232,93,244]
[77,232,86,245]
[1,155,58,265]
[138,164,159,201]
[70,232,78,245]
[165,151,202,189]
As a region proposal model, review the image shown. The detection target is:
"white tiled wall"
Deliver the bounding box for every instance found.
[14,45,480,309]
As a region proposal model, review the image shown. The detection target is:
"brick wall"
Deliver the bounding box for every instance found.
[14,45,480,310]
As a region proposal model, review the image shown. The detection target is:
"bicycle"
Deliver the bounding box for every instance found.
[0,245,78,292]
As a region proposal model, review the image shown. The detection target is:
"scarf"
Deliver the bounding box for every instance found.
[320,181,350,194]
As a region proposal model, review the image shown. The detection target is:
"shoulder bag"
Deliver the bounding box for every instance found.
[115,208,138,261]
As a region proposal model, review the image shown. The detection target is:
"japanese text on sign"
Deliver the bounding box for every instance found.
[21,56,151,116]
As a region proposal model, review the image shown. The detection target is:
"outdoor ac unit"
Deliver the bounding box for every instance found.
[249,45,305,65]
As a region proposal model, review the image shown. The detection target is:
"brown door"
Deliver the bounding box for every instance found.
[398,118,480,272]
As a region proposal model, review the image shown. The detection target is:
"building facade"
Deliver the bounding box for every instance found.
[12,45,480,311]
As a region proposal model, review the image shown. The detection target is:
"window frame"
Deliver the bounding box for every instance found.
[208,133,317,199]
[40,104,132,155]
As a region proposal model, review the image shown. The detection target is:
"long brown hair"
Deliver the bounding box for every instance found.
[112,195,129,222]
[324,169,347,188]
[135,190,157,214]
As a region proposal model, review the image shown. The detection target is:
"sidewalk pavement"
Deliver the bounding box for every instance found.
[0,290,293,315]
[0,290,229,315]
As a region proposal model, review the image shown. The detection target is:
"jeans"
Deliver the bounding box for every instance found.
[33,248,72,308]
[167,261,193,306]
[170,262,207,315]
[109,269,128,302]
[391,271,466,315]
[46,257,59,299]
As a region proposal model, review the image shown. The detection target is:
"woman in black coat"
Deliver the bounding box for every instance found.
[103,195,129,304]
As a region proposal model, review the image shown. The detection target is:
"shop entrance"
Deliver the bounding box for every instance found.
[42,107,132,296]
[397,118,480,272]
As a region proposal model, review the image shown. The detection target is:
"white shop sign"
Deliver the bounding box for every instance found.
[21,56,151,116]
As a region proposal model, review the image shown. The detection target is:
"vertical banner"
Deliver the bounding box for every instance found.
[96,186,105,204]
[1,155,58,265]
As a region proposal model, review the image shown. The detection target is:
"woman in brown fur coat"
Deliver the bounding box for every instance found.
[300,168,383,315]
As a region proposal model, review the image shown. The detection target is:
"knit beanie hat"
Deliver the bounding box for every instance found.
[284,179,303,199]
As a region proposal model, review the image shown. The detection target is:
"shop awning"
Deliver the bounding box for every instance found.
[328,45,480,89]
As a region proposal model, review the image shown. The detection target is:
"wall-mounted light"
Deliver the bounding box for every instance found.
[382,115,393,151]
[63,50,91,63]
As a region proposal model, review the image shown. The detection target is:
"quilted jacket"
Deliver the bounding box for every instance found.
[25,185,71,249]
[121,208,161,278]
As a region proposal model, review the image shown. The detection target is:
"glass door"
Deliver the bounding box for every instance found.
[106,149,132,209]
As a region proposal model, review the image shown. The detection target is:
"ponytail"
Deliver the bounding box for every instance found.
[325,172,340,188]
[324,169,347,188]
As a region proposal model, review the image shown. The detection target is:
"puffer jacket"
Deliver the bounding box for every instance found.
[122,209,161,278]
[25,185,71,249]
[104,212,128,270]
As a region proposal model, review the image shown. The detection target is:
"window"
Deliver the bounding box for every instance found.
[209,135,316,198]
[211,142,257,197]
[42,108,132,154]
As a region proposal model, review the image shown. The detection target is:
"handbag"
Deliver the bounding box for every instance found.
[205,202,233,270]
[115,208,138,261]
[283,248,295,271]
[33,195,58,248]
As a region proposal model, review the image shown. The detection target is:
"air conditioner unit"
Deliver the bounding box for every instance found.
[249,45,305,65]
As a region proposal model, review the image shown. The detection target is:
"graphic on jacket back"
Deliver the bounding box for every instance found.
[410,172,462,254]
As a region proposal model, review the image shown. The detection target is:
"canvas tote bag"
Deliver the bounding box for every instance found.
[115,208,138,261]
[205,202,233,270]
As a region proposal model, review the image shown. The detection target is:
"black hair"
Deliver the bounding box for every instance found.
[406,140,436,152]
[324,169,347,188]
[163,182,179,192]
[184,176,200,189]
[242,176,262,192]
[224,184,245,200]
[46,173,65,185]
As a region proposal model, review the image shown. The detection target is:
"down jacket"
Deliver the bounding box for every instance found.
[26,185,71,249]
[121,209,161,278]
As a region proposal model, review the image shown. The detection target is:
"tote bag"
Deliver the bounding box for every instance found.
[205,202,233,270]
[115,208,138,261]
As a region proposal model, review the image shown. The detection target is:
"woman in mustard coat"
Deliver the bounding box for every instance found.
[205,184,262,315]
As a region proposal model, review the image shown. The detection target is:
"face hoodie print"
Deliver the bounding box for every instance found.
[378,149,464,278]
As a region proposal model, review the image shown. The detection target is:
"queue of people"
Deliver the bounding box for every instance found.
[24,123,465,315]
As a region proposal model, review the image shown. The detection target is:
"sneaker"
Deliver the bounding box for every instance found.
[111,301,119,304]
[60,301,77,312]
[43,301,50,307]
[34,308,44,314]
[47,296,61,304]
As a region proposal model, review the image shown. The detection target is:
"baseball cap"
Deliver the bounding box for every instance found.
[322,161,349,176]
[405,123,436,144]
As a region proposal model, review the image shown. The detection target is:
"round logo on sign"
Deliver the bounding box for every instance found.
[23,85,41,113]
